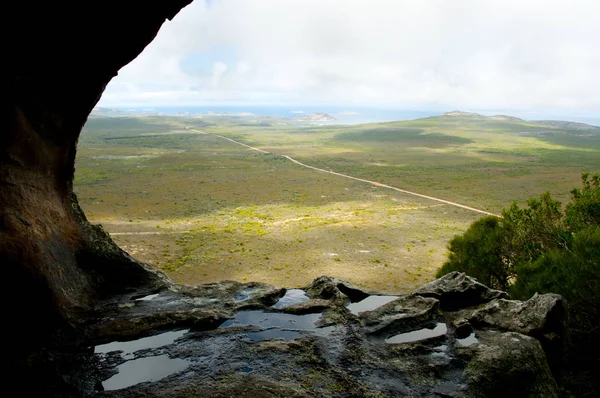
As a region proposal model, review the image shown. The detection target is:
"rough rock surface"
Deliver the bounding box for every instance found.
[3,0,193,356]
[412,272,509,310]
[461,331,559,397]
[468,293,565,341]
[466,292,566,369]
[17,272,562,397]
[305,275,372,302]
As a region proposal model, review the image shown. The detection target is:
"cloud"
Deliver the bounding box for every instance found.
[211,62,228,88]
[99,0,600,112]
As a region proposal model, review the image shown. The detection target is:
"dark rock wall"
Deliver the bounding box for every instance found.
[2,0,192,351]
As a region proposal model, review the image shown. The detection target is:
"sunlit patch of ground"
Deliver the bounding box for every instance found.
[77,115,598,292]
[99,195,476,293]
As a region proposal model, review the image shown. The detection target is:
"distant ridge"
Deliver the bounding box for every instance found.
[532,120,600,130]
[441,110,598,129]
[488,115,524,122]
[442,110,484,118]
[442,111,522,121]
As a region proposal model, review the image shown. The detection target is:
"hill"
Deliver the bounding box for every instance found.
[440,110,599,129]
[442,110,485,118]
[532,120,600,130]
[294,112,337,122]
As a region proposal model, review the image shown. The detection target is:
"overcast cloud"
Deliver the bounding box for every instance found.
[99,0,600,114]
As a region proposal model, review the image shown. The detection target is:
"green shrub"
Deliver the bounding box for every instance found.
[437,216,507,289]
[512,227,600,329]
[437,172,600,329]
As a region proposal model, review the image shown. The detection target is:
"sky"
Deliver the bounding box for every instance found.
[99,0,599,120]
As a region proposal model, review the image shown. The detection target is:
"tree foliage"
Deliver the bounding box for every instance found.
[565,172,600,231]
[438,216,507,289]
[436,173,600,327]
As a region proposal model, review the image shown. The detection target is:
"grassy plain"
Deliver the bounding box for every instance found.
[74,114,600,293]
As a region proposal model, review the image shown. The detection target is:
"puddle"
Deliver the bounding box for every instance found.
[234,287,258,302]
[95,329,189,355]
[218,310,331,342]
[347,295,399,315]
[271,289,310,309]
[101,355,190,391]
[385,323,447,344]
[135,293,160,302]
[456,333,479,347]
[219,311,320,330]
[246,329,302,341]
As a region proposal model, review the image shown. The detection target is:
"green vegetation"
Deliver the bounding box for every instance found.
[75,113,600,293]
[437,173,600,395]
[218,115,599,213]
[437,173,599,319]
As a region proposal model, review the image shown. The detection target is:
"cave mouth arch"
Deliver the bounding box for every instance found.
[3,3,577,397]
[3,0,194,354]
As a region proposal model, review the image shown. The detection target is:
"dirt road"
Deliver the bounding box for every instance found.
[200,130,499,217]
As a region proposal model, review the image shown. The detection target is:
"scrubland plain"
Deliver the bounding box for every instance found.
[75,114,600,292]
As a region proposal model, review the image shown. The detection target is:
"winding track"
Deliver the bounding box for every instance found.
[108,127,499,236]
[198,129,500,217]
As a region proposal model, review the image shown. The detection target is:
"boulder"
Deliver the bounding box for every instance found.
[461,331,559,397]
[360,295,441,337]
[412,271,509,310]
[467,292,566,366]
[304,276,371,302]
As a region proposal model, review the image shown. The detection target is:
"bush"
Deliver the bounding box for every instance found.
[436,216,507,289]
[436,172,599,325]
[436,190,571,291]
[436,173,600,394]
[512,228,600,329]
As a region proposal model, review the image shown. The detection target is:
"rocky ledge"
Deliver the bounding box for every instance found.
[19,272,564,397]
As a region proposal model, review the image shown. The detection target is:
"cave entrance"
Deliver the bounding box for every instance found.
[73,1,461,296]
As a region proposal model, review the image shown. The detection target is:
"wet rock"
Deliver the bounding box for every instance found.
[19,275,564,398]
[304,276,370,302]
[460,331,559,397]
[412,271,509,310]
[279,299,334,315]
[360,295,441,337]
[315,306,355,328]
[452,319,473,339]
[180,280,285,307]
[467,292,566,364]
[88,308,232,343]
[103,377,313,398]
[468,293,564,337]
